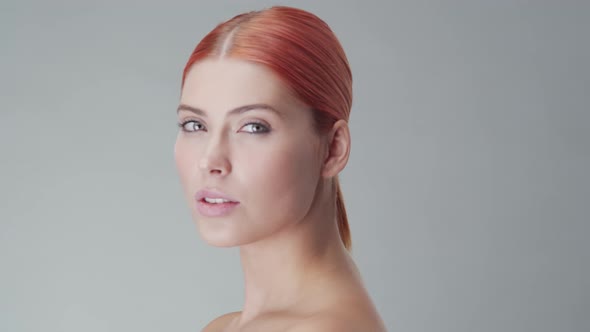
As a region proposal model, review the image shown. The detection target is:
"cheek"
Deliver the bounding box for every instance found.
[237,138,320,220]
[174,136,199,192]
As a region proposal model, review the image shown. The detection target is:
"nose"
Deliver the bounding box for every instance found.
[199,135,231,176]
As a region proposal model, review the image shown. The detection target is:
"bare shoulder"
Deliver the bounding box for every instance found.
[286,315,354,332]
[286,311,387,332]
[283,281,387,332]
[286,297,387,332]
[201,311,241,332]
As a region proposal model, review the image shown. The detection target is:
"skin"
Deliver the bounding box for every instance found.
[175,57,386,332]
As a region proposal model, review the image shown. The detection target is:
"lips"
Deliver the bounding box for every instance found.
[194,189,239,217]
[194,189,238,202]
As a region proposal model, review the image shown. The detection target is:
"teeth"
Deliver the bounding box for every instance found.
[204,197,231,204]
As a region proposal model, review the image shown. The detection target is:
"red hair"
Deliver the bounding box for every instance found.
[180,6,353,250]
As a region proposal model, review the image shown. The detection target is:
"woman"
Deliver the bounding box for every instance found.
[174,6,387,332]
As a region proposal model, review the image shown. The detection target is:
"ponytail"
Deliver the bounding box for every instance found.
[335,176,351,251]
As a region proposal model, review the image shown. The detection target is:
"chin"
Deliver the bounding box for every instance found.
[194,216,247,248]
[191,209,293,248]
[201,236,240,248]
[198,231,241,248]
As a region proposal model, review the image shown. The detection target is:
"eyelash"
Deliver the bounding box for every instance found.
[177,120,271,134]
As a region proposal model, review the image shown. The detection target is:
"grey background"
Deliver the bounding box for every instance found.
[1,0,588,331]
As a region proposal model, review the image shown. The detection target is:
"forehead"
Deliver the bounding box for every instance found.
[180,57,301,112]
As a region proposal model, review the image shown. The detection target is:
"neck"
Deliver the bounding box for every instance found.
[236,180,358,324]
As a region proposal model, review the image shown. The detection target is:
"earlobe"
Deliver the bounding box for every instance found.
[321,119,351,178]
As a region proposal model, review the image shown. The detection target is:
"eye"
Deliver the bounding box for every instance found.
[178,120,206,133]
[240,122,270,134]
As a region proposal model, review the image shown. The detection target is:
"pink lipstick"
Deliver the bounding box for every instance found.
[194,189,239,217]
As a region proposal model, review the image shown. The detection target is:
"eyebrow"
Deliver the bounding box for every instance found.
[176,103,283,118]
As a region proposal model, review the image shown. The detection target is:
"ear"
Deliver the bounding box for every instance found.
[321,119,351,178]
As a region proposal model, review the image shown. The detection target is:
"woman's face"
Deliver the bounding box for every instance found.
[175,57,324,247]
